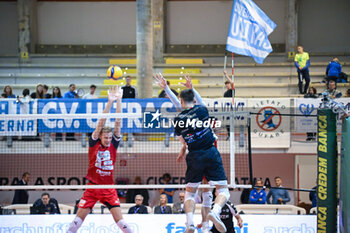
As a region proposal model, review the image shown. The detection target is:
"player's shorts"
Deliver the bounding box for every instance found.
[78,183,120,210]
[185,145,227,184]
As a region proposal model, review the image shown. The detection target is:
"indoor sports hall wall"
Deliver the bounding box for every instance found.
[298,0,350,53]
[0,2,18,54]
[1,0,349,53]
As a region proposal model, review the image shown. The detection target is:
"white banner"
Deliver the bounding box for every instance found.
[0,99,37,136]
[0,214,316,233]
[248,98,291,148]
[294,98,350,133]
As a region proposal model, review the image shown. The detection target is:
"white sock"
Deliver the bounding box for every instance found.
[212,204,222,215]
[67,217,83,233]
[117,219,133,233]
[186,212,194,227]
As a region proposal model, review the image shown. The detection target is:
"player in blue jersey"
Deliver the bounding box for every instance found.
[155,74,230,233]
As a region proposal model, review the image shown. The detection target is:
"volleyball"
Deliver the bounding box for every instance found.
[107,65,123,80]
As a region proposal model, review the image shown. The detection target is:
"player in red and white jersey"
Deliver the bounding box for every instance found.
[67,85,133,233]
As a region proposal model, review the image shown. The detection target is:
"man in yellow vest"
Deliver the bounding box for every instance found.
[294,46,310,94]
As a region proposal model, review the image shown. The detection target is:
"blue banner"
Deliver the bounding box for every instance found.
[37,98,177,133]
[226,0,276,64]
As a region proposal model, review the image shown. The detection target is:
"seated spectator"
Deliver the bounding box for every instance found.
[324,80,342,99]
[32,193,59,214]
[128,195,148,214]
[154,194,172,214]
[126,176,149,205]
[64,84,77,99]
[159,81,178,98]
[52,86,63,99]
[267,177,290,204]
[304,86,318,99]
[346,89,350,98]
[249,179,266,204]
[326,57,342,82]
[30,84,44,99]
[83,85,98,99]
[43,85,51,99]
[159,173,175,203]
[172,192,185,214]
[240,181,252,204]
[309,182,317,208]
[2,85,16,98]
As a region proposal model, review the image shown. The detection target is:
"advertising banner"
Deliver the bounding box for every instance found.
[317,109,338,233]
[294,98,350,133]
[0,214,316,233]
[0,99,37,136]
[249,98,291,148]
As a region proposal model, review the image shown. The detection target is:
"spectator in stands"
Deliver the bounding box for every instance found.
[30,84,44,99]
[266,177,290,204]
[128,194,148,214]
[52,86,63,99]
[121,76,136,99]
[159,173,175,203]
[63,84,77,140]
[324,80,342,98]
[326,57,342,82]
[154,194,172,214]
[309,181,317,208]
[126,176,149,206]
[304,86,318,141]
[240,181,252,204]
[43,85,52,99]
[304,86,318,99]
[12,172,30,204]
[173,192,185,214]
[159,81,178,98]
[294,46,310,94]
[2,85,16,98]
[249,179,266,204]
[33,193,59,214]
[83,85,98,99]
[346,89,350,97]
[64,84,77,99]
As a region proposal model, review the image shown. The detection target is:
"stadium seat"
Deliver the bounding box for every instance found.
[165,58,203,64]
[163,68,201,74]
[109,59,137,65]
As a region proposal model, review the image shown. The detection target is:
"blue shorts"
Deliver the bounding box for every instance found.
[185,146,227,184]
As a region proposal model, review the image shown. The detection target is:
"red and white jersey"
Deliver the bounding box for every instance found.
[85,134,120,185]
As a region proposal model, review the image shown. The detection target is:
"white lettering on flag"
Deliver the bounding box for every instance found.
[226,0,276,64]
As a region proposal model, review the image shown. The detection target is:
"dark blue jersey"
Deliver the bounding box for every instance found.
[174,105,216,151]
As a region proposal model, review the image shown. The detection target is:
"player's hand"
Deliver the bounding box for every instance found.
[159,188,165,194]
[180,74,193,89]
[237,218,243,228]
[177,146,186,163]
[108,85,122,102]
[154,73,167,89]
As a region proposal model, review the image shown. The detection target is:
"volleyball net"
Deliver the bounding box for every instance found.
[0,104,252,194]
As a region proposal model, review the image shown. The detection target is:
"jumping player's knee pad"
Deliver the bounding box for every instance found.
[218,187,230,200]
[202,191,213,208]
[185,191,197,203]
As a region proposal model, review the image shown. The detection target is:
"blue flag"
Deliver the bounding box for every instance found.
[226,0,276,64]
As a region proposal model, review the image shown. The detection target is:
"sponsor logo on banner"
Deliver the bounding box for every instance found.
[294,98,350,133]
[0,215,317,233]
[249,99,291,148]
